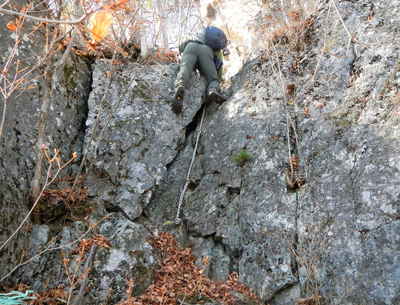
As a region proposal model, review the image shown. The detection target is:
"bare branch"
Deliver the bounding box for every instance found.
[0,7,95,24]
[0,0,11,9]
[0,162,53,253]
[70,245,97,305]
[330,0,353,49]
[0,215,109,283]
[0,146,77,253]
[0,100,6,139]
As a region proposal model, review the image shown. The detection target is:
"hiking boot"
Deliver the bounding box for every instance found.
[171,99,183,114]
[174,85,185,101]
[172,84,185,114]
[207,87,226,105]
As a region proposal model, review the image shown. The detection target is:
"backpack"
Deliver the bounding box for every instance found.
[204,26,227,51]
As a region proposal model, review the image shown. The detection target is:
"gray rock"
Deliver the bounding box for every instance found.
[92,218,156,303]
[147,1,400,304]
[84,61,205,221]
[0,6,91,283]
[31,225,49,249]
[2,1,400,305]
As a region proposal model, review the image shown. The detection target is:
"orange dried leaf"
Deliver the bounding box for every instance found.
[25,84,37,90]
[88,10,113,42]
[6,21,18,31]
[304,107,310,117]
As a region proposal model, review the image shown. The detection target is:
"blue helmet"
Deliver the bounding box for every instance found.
[204,26,228,51]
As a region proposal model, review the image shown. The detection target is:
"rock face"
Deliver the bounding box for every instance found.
[1,0,400,305]
[78,62,206,304]
[0,4,91,284]
[84,61,205,222]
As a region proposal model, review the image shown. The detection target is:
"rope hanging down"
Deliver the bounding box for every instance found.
[0,291,36,305]
[175,107,207,224]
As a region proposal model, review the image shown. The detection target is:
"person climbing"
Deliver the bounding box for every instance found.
[172,26,229,114]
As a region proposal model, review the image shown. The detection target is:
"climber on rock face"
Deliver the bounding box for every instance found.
[172,26,229,114]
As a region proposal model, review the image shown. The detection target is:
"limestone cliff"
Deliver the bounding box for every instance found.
[1,1,400,305]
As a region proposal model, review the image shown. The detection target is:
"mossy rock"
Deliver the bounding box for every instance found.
[232,149,252,166]
[63,64,77,90]
[134,81,154,102]
[335,118,352,128]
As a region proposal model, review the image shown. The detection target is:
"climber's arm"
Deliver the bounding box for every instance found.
[214,50,224,80]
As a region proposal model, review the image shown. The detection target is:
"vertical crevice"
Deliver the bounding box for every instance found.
[185,102,207,139]
[291,191,300,279]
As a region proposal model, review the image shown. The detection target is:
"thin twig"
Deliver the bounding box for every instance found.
[66,254,81,305]
[0,163,53,253]
[71,245,97,305]
[269,44,294,175]
[0,216,109,283]
[0,0,11,9]
[330,0,353,50]
[0,98,7,139]
[0,7,95,24]
[0,150,76,252]
[311,1,333,82]
[31,28,73,199]
[0,16,24,139]
[0,26,70,140]
[31,71,52,200]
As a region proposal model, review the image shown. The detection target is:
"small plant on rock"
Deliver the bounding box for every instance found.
[232,149,252,166]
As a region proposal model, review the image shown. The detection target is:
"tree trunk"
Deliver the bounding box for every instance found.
[154,0,169,49]
[31,71,52,200]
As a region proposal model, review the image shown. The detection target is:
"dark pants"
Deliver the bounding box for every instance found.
[176,42,219,91]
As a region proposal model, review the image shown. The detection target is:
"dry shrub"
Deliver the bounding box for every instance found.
[257,1,318,51]
[57,0,141,59]
[291,223,331,305]
[32,171,92,224]
[5,236,111,305]
[71,234,111,258]
[270,17,314,51]
[29,288,67,305]
[119,232,261,305]
[1,283,67,305]
[32,185,90,224]
[141,48,179,65]
[42,187,88,205]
